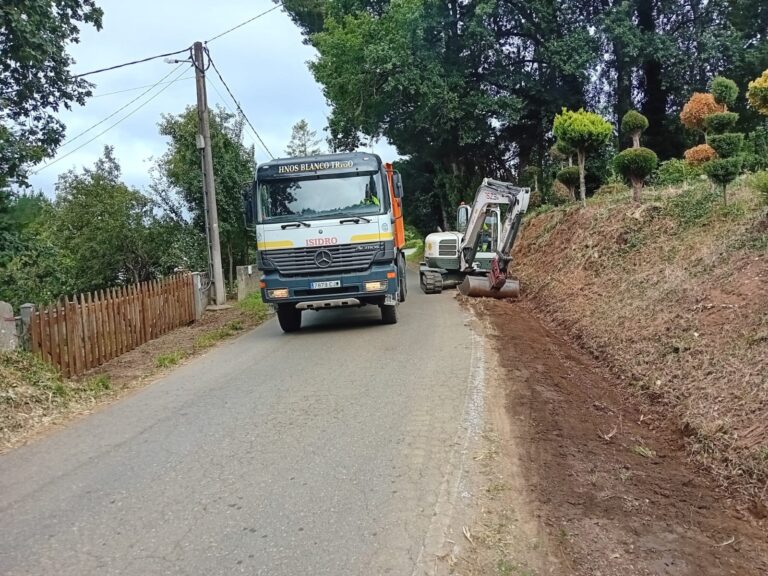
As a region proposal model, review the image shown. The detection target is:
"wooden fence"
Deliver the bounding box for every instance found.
[29,274,195,377]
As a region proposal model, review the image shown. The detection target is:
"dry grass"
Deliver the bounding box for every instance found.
[514,177,768,496]
[0,351,114,449]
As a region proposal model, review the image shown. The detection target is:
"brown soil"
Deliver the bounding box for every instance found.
[2,304,269,452]
[472,296,768,575]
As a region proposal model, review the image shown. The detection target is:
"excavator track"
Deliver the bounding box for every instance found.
[420,270,444,294]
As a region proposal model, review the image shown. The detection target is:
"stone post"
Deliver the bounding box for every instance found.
[0,301,19,351]
[191,273,205,321]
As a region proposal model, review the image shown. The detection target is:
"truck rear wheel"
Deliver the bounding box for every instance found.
[380,304,398,325]
[398,255,407,303]
[277,304,302,333]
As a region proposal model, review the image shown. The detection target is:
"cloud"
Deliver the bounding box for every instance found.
[28,0,399,195]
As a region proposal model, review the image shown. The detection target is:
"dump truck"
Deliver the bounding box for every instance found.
[419,178,530,298]
[245,152,407,332]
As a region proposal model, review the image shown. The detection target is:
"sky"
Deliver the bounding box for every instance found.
[28,0,398,195]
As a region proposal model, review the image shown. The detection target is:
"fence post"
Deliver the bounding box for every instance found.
[18,303,34,351]
[192,272,205,321]
[1,301,19,351]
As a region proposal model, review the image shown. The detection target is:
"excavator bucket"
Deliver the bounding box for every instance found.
[458,275,521,299]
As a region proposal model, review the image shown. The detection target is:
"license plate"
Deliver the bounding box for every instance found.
[311,280,341,289]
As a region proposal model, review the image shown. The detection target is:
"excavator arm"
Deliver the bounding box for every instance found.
[460,178,530,271]
[458,179,530,298]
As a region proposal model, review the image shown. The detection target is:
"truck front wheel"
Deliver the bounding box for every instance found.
[277,304,302,333]
[380,304,398,325]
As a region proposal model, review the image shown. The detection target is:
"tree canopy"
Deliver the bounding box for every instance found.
[0,0,103,187]
[285,119,324,156]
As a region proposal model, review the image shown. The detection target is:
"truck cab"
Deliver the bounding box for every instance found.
[245,152,406,332]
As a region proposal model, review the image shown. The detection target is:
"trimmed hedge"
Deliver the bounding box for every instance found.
[556,166,580,188]
[613,147,658,180]
[704,157,743,186]
[708,133,744,158]
[704,112,739,135]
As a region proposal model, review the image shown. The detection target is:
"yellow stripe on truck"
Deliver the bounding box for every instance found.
[350,232,394,243]
[257,240,294,250]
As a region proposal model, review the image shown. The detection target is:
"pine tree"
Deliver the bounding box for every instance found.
[285,120,323,157]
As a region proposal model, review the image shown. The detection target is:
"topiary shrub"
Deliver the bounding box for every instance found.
[747,69,768,116]
[553,108,613,206]
[710,76,739,110]
[705,157,743,202]
[708,133,745,158]
[704,112,739,135]
[621,110,649,148]
[556,166,580,200]
[680,93,724,133]
[613,147,658,202]
[684,144,717,165]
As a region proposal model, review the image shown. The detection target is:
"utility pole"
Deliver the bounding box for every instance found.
[193,41,226,306]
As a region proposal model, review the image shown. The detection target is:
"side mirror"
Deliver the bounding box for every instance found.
[393,172,404,199]
[243,182,257,228]
[456,204,470,234]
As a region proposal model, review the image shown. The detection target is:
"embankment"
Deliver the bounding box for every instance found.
[512,180,767,496]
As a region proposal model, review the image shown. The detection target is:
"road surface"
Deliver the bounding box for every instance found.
[0,272,481,575]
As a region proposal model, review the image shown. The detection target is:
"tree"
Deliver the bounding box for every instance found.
[0,1,103,187]
[747,69,768,116]
[285,119,323,157]
[703,82,744,204]
[613,148,658,202]
[621,110,649,148]
[552,109,613,206]
[53,147,163,289]
[158,106,255,285]
[556,167,580,201]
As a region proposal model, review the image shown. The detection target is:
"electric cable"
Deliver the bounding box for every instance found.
[204,49,275,159]
[92,76,194,98]
[74,47,191,78]
[205,4,283,44]
[33,64,188,174]
[58,65,188,151]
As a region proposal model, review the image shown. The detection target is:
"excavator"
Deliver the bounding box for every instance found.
[419,178,530,298]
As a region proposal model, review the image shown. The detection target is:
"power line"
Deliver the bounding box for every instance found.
[60,66,187,151]
[207,76,262,157]
[205,49,275,159]
[205,3,283,44]
[92,76,194,98]
[74,47,191,78]
[33,65,188,174]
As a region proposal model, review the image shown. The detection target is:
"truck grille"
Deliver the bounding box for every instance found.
[438,238,458,256]
[263,243,380,276]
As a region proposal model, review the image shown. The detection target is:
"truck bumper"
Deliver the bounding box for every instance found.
[260,262,398,307]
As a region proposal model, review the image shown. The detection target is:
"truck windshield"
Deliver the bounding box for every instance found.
[257,172,384,223]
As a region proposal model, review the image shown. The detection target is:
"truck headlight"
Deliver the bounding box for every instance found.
[364,281,388,292]
[267,288,289,298]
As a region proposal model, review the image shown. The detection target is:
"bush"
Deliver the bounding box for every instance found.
[710,76,739,108]
[749,171,768,205]
[680,93,724,132]
[704,157,743,187]
[594,182,629,197]
[621,110,649,147]
[653,159,703,186]
[684,144,717,165]
[556,166,580,188]
[708,133,744,158]
[613,147,658,201]
[704,112,739,135]
[747,69,768,116]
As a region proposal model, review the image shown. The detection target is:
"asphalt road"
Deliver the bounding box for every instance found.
[0,271,480,575]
